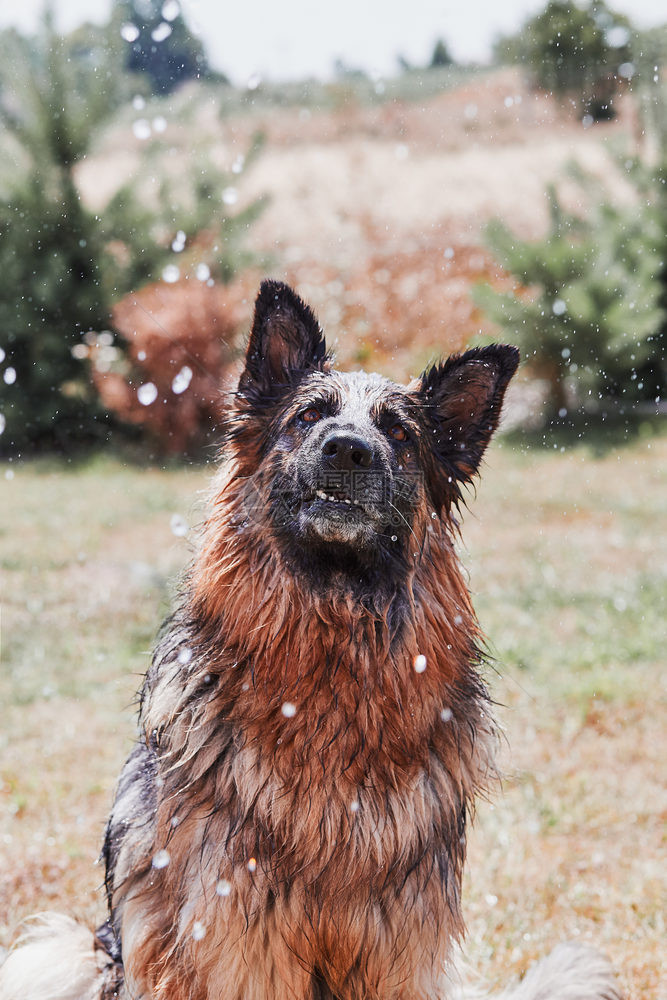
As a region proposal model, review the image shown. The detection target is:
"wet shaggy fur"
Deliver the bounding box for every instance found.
[0,282,621,1000]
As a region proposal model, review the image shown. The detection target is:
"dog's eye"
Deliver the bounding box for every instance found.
[388,423,408,442]
[299,407,323,424]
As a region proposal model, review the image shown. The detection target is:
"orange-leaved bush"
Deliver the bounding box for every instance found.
[94,279,254,453]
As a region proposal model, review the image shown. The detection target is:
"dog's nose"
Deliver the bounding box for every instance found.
[321,433,374,470]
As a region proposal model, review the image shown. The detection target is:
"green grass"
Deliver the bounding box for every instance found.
[465,434,666,710]
[0,457,206,707]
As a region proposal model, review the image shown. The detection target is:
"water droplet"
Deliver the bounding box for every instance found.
[137,349,147,361]
[191,921,206,940]
[552,298,567,316]
[162,264,180,283]
[171,365,193,394]
[152,22,172,42]
[413,654,427,674]
[195,263,211,282]
[453,614,463,625]
[247,857,257,873]
[0,347,5,363]
[162,0,180,20]
[607,24,630,47]
[137,382,158,406]
[171,513,189,537]
[222,187,238,206]
[132,118,151,141]
[153,115,167,133]
[0,414,5,436]
[246,73,262,91]
[485,893,498,906]
[231,154,245,174]
[281,702,297,718]
[132,94,145,110]
[216,879,231,897]
[152,849,170,869]
[431,511,437,520]
[390,534,397,542]
[440,707,453,722]
[171,230,186,252]
[350,800,359,813]
[120,22,140,42]
[3,367,16,385]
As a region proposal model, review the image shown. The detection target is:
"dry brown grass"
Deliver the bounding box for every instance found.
[1,433,664,996]
[460,438,666,998]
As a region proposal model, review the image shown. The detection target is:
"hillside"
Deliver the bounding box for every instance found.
[76,67,641,381]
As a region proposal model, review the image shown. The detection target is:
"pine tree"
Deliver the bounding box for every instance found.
[0,15,263,455]
[114,0,219,95]
[0,20,116,452]
[475,177,665,420]
[494,0,633,119]
[430,39,454,69]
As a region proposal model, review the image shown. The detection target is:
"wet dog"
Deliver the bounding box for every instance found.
[0,282,620,999]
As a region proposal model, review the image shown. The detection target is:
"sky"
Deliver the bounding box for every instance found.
[0,0,664,84]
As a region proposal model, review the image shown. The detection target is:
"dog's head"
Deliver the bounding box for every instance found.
[225,281,518,582]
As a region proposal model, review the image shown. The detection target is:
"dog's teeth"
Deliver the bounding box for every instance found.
[344,499,351,505]
[329,495,336,502]
[316,490,327,500]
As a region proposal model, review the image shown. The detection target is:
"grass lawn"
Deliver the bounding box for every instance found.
[0,433,664,998]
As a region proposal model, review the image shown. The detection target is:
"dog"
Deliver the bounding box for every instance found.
[0,281,621,999]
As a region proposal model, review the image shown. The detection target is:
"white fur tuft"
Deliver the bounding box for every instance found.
[493,942,622,1000]
[0,913,104,1000]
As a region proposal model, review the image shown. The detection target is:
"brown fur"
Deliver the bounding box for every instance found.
[112,469,494,999]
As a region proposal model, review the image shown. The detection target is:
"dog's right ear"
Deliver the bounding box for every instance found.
[239,280,328,397]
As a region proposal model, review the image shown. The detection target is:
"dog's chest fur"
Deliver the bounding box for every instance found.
[107,577,493,999]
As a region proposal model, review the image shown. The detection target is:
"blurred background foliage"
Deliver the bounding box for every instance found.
[0,5,265,453]
[494,0,634,118]
[0,0,665,456]
[475,162,666,418]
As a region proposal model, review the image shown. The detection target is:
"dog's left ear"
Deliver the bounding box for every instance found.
[416,344,520,489]
[239,280,328,396]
